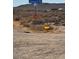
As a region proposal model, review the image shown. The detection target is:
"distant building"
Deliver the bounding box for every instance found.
[58,8,63,11]
[46,9,51,12]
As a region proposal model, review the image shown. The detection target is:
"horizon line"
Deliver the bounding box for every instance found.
[13,2,65,7]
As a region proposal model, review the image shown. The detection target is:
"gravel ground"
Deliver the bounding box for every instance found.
[13,30,65,59]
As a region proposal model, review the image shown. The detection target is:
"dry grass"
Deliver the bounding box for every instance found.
[13,21,65,33]
[13,21,23,29]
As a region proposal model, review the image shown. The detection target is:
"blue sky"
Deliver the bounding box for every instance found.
[13,0,65,7]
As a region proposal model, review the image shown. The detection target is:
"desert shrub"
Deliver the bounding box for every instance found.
[23,23,30,27]
[13,15,20,21]
[14,18,20,21]
[31,20,45,25]
[30,25,43,31]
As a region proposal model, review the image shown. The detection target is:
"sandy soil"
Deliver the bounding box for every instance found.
[13,30,65,59]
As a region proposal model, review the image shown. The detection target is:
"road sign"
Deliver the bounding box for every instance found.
[29,0,42,4]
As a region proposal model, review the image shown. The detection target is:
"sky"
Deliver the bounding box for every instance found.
[13,0,65,7]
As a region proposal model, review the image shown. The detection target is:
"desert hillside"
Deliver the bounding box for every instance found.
[13,3,65,33]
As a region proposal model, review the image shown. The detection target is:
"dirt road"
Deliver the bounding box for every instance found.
[13,30,65,59]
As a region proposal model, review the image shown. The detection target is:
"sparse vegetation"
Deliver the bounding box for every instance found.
[13,3,65,33]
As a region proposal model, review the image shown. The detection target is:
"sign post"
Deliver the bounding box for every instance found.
[29,0,42,19]
[34,3,37,19]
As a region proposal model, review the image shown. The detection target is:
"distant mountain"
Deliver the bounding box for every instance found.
[14,3,65,10]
